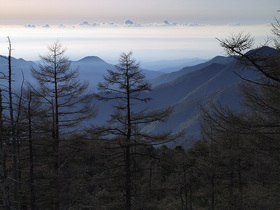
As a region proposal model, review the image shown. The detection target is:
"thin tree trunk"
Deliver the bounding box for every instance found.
[54,54,60,210]
[180,193,184,210]
[189,183,193,210]
[125,146,131,210]
[15,71,25,209]
[238,158,242,192]
[0,89,10,209]
[7,37,19,208]
[125,66,132,210]
[211,173,215,210]
[230,159,234,207]
[210,135,215,210]
[149,168,152,194]
[183,154,188,210]
[28,93,35,210]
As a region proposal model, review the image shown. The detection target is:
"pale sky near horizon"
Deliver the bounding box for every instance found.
[0,0,279,62]
[0,0,279,25]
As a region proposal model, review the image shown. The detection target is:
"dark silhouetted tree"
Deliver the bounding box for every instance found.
[30,41,95,209]
[95,51,182,210]
[0,37,21,209]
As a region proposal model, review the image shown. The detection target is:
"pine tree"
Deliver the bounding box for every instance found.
[95,51,181,210]
[30,41,94,209]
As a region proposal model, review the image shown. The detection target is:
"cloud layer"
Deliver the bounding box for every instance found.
[22,20,212,29]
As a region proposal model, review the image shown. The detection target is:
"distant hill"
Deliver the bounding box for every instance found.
[138,55,261,145]
[150,56,235,87]
[147,63,229,108]
[0,57,37,89]
[71,56,164,90]
[77,56,105,63]
[141,58,208,73]
[0,56,164,91]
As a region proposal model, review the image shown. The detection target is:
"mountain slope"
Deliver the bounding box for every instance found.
[142,83,241,146]
[0,57,37,89]
[141,58,208,73]
[147,63,229,109]
[138,58,259,143]
[150,56,234,87]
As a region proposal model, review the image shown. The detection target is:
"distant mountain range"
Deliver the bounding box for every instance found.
[141,58,208,73]
[0,47,273,146]
[141,46,274,145]
[0,55,164,91]
[150,56,235,87]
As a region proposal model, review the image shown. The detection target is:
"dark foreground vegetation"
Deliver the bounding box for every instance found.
[0,19,280,209]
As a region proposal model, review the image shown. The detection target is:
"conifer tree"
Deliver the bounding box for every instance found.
[30,41,94,209]
[96,51,181,210]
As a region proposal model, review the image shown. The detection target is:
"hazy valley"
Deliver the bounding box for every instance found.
[0,49,264,145]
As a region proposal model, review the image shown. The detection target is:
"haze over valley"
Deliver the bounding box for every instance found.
[0,48,269,144]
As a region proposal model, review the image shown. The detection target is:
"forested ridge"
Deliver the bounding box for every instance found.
[0,19,280,209]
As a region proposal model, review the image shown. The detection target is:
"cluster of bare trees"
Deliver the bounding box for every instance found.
[0,40,95,209]
[0,40,181,209]
[0,37,21,209]
[199,19,280,209]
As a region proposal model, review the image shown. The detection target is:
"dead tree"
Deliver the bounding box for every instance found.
[30,41,95,209]
[96,51,182,210]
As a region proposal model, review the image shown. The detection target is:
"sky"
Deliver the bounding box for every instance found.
[0,0,279,63]
[0,0,279,25]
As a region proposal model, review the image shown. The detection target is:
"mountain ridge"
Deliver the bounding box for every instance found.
[150,55,235,87]
[77,56,107,63]
[0,55,164,90]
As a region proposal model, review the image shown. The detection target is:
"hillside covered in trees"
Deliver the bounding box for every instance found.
[0,19,280,209]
